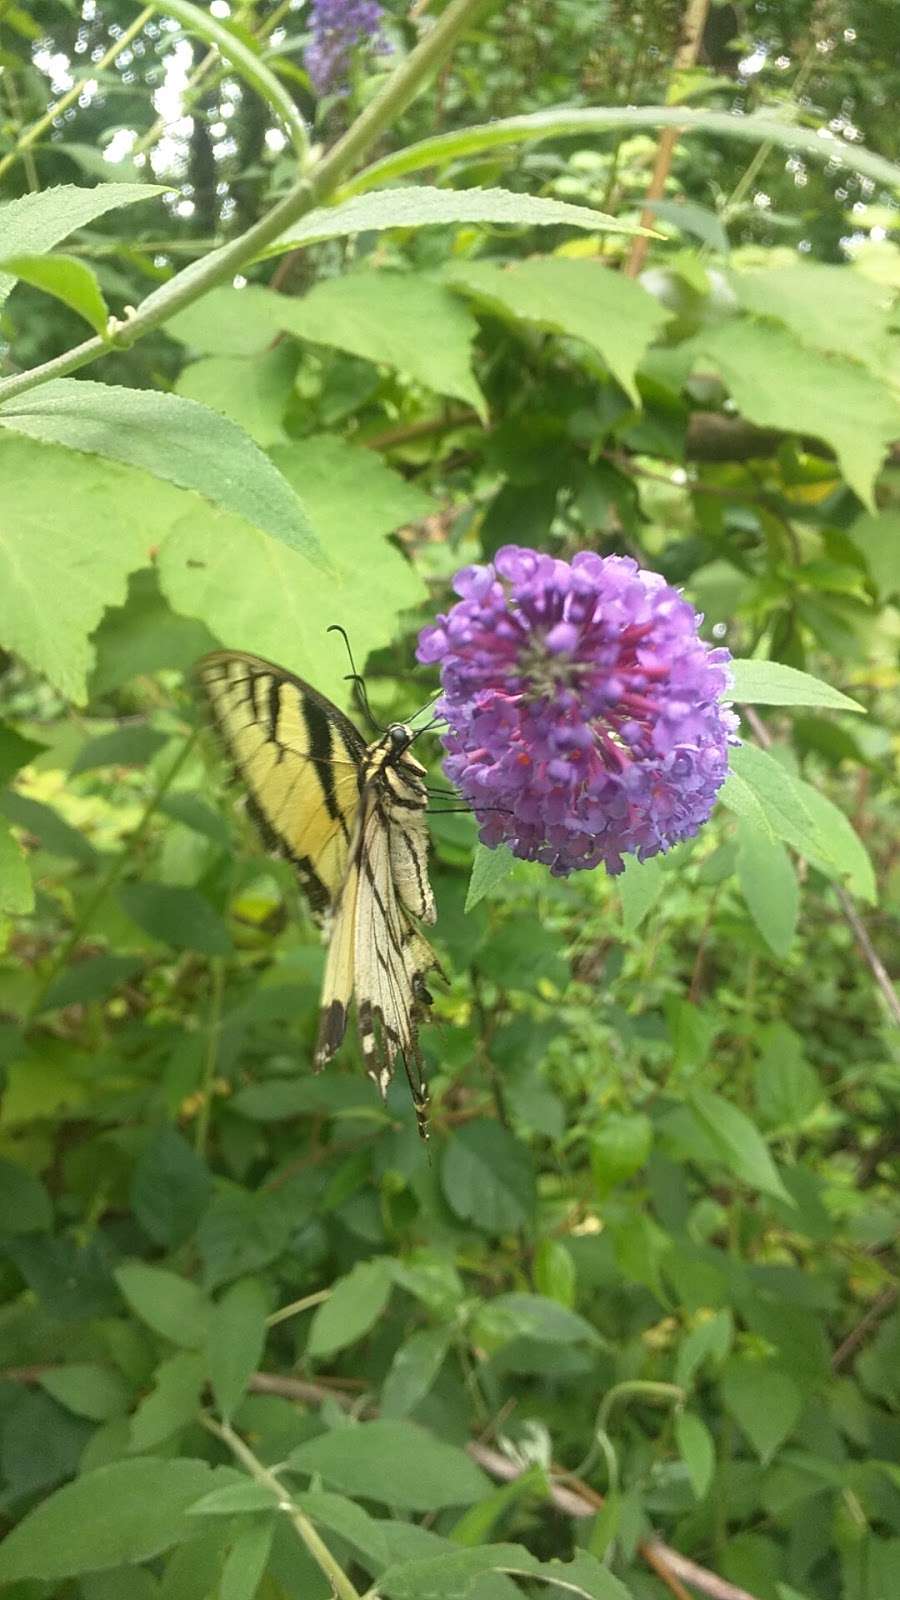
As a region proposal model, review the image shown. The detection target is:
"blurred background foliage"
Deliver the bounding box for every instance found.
[0,2,898,1599]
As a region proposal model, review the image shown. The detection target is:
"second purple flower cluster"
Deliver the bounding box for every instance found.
[417,546,738,876]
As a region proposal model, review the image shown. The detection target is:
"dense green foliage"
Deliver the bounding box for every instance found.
[0,3,898,1600]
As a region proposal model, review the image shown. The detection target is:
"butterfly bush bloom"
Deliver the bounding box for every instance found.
[305,0,387,95]
[417,546,739,876]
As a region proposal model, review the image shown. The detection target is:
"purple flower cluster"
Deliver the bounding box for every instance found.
[417,546,738,876]
[304,0,387,95]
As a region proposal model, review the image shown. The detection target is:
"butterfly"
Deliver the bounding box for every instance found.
[195,650,441,1137]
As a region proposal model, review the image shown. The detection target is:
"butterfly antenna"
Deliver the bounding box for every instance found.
[327,624,381,734]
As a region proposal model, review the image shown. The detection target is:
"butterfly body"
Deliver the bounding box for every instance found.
[196,651,439,1134]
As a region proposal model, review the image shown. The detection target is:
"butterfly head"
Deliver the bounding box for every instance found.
[387,722,414,754]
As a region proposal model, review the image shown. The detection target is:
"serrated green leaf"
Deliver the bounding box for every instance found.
[0,251,110,335]
[699,320,900,510]
[787,774,877,903]
[447,257,669,404]
[158,434,427,708]
[287,1420,490,1511]
[0,380,324,565]
[260,183,634,260]
[0,183,165,307]
[308,1258,393,1358]
[729,659,864,713]
[729,262,891,373]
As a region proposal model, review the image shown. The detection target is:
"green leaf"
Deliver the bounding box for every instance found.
[729,659,864,713]
[0,183,165,307]
[275,274,485,416]
[465,842,517,911]
[350,106,900,209]
[787,774,877,904]
[188,1482,281,1516]
[208,1277,268,1420]
[675,1411,715,1499]
[0,789,97,865]
[166,285,293,357]
[848,508,900,599]
[441,1119,536,1233]
[533,1238,576,1309]
[307,1258,393,1359]
[158,434,428,707]
[0,723,46,785]
[724,744,815,857]
[0,433,188,703]
[287,1420,491,1511]
[480,1292,600,1346]
[128,1350,206,1451]
[0,814,34,916]
[753,1023,822,1130]
[261,183,634,259]
[220,1517,274,1600]
[174,347,296,448]
[131,1125,213,1248]
[0,252,109,335]
[676,1310,733,1389]
[148,0,307,159]
[618,854,665,936]
[0,1156,52,1231]
[70,724,170,775]
[721,1359,802,1463]
[644,196,729,251]
[42,953,143,1011]
[38,1364,129,1422]
[447,257,670,404]
[379,1543,631,1600]
[590,1113,653,1196]
[736,820,799,958]
[0,1457,236,1582]
[0,380,324,565]
[293,1490,391,1569]
[119,882,232,956]
[381,1324,453,1418]
[729,262,891,373]
[689,1088,790,1203]
[115,1261,210,1348]
[698,320,900,510]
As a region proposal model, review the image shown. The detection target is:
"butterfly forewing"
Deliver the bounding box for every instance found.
[196,652,440,1135]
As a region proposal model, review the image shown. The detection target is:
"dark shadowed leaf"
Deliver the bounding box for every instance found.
[441,1120,536,1233]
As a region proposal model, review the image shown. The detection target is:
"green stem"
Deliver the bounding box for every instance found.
[266,1288,331,1327]
[0,8,155,181]
[203,1415,363,1600]
[27,730,197,1019]
[0,0,496,409]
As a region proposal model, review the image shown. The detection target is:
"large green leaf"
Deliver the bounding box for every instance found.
[729,262,893,375]
[158,434,429,706]
[689,1088,790,1202]
[271,274,486,416]
[0,380,324,564]
[849,508,900,600]
[720,1359,802,1464]
[119,882,232,957]
[736,820,799,958]
[446,258,670,403]
[0,182,164,307]
[260,183,636,259]
[697,321,900,510]
[114,1261,210,1348]
[208,1277,269,1421]
[0,1458,237,1582]
[286,1420,490,1511]
[0,434,176,702]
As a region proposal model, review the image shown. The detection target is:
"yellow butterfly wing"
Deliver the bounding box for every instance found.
[196,651,365,914]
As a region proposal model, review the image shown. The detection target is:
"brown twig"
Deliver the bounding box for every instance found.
[742,708,900,1028]
[624,0,711,278]
[831,1285,898,1373]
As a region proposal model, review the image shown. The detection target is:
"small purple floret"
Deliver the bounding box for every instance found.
[417,546,739,876]
[305,0,388,95]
